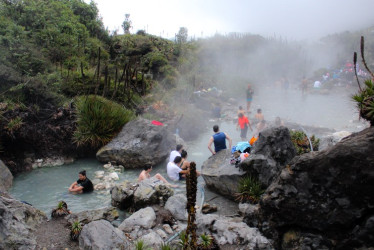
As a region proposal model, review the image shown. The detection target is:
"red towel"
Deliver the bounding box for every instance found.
[151,120,164,126]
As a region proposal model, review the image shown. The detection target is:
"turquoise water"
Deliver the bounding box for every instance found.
[9,88,364,216]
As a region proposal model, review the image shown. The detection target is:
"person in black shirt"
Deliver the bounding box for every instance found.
[68,170,94,194]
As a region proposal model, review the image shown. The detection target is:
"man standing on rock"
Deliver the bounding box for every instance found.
[169,144,183,163]
[208,125,232,155]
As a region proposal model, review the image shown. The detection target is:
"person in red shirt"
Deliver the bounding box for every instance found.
[236,113,253,141]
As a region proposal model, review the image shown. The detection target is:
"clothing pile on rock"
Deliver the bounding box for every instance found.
[230,141,251,167]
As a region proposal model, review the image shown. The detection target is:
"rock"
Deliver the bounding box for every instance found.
[139,231,164,249]
[66,207,119,226]
[133,177,173,209]
[202,203,218,214]
[156,229,168,239]
[240,126,296,187]
[0,160,13,191]
[0,194,47,250]
[163,224,173,234]
[165,194,188,221]
[195,214,272,248]
[96,117,176,169]
[111,182,137,210]
[238,203,259,216]
[201,150,246,199]
[79,220,130,249]
[253,126,374,248]
[118,207,156,233]
[319,130,352,151]
[280,231,332,250]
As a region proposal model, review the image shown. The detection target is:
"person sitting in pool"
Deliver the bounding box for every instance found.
[68,170,94,194]
[167,156,190,181]
[138,165,177,187]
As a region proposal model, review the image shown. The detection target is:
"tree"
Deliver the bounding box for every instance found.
[122,14,132,34]
[176,27,188,44]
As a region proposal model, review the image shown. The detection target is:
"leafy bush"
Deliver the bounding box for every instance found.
[73,95,134,147]
[352,79,374,126]
[235,175,264,203]
[290,130,319,155]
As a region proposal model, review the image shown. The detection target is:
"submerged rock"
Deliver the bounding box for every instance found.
[0,160,13,191]
[96,117,175,169]
[252,126,374,249]
[201,149,246,200]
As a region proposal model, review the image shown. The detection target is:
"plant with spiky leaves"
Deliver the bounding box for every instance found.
[70,221,82,241]
[234,175,264,203]
[352,36,374,126]
[51,201,70,218]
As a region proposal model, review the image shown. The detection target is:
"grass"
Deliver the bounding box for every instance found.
[290,130,320,155]
[235,175,264,203]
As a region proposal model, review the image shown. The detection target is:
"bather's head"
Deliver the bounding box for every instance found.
[78,170,87,180]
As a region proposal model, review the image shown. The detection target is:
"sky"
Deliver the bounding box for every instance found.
[86,0,374,40]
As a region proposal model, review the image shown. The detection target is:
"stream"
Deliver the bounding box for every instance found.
[9,87,368,217]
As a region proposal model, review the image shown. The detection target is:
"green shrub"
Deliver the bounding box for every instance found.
[73,95,134,147]
[352,79,374,126]
[290,130,319,155]
[235,175,264,203]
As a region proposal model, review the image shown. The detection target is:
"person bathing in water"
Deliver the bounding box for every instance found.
[167,156,190,181]
[68,170,93,194]
[138,165,177,187]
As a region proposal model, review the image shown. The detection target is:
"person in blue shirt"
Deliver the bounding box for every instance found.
[207,125,232,155]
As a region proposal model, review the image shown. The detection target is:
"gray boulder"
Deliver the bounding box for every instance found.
[118,207,156,233]
[96,117,175,169]
[139,231,164,249]
[319,130,352,151]
[67,206,119,226]
[0,160,13,191]
[201,149,246,199]
[165,194,188,221]
[111,178,173,211]
[111,181,137,210]
[195,213,272,249]
[79,219,130,249]
[240,126,296,187]
[0,194,47,250]
[133,177,173,209]
[253,126,374,249]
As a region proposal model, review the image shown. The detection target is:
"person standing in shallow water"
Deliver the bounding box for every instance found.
[246,84,254,113]
[237,113,253,141]
[208,125,232,155]
[68,170,93,194]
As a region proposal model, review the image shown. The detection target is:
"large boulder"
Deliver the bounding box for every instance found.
[66,206,119,226]
[96,117,175,168]
[252,126,374,249]
[133,177,173,209]
[0,160,13,191]
[138,231,164,249]
[201,149,246,199]
[111,178,173,210]
[79,219,130,249]
[165,194,188,221]
[0,194,47,250]
[240,126,296,187]
[196,213,272,249]
[118,207,156,233]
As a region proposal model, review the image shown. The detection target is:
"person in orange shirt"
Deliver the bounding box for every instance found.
[236,113,253,141]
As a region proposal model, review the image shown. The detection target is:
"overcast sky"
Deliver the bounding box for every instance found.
[87,0,374,40]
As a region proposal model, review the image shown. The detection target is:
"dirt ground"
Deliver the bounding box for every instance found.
[34,217,79,250]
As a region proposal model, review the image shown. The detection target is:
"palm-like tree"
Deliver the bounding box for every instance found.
[70,221,82,241]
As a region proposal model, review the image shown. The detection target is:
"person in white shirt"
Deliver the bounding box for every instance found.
[169,144,183,163]
[167,156,189,181]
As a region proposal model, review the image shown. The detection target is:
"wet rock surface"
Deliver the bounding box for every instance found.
[96,117,176,168]
[0,160,13,191]
[66,206,119,226]
[240,126,296,187]
[201,149,246,200]
[250,126,374,249]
